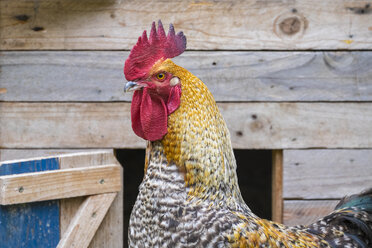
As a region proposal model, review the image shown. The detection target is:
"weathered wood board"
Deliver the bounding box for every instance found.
[0,164,121,205]
[283,149,372,199]
[0,158,60,248]
[283,200,338,226]
[1,0,372,50]
[2,102,372,149]
[0,149,111,161]
[0,151,123,248]
[59,151,123,248]
[58,193,117,248]
[1,51,372,102]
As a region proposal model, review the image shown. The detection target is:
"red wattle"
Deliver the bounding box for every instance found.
[167,84,181,114]
[131,90,145,138]
[131,88,168,141]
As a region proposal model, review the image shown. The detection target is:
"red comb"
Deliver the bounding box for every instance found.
[124,20,187,81]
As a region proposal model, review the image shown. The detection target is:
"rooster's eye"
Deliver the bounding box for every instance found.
[156,73,165,80]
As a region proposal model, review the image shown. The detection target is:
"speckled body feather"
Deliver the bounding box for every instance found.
[126,22,372,248]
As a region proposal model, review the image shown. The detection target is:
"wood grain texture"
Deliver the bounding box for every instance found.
[283,200,338,226]
[2,102,372,149]
[1,51,372,102]
[0,164,121,205]
[0,102,142,148]
[59,151,123,248]
[58,151,117,169]
[272,150,283,223]
[283,149,372,199]
[57,193,117,248]
[0,149,112,162]
[1,0,372,50]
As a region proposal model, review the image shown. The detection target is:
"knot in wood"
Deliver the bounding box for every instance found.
[279,17,301,35]
[273,11,308,40]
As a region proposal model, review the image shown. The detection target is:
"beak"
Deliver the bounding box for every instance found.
[124,81,144,92]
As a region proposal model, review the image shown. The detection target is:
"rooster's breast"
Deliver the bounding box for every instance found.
[128,158,239,247]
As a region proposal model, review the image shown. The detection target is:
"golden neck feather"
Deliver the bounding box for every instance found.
[148,59,245,206]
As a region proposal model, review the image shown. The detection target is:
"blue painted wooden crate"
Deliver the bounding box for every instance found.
[0,158,60,248]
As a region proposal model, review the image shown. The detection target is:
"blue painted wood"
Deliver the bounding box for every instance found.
[0,158,60,248]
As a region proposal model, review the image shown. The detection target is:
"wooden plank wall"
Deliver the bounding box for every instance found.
[1,0,372,50]
[1,0,372,231]
[283,150,372,225]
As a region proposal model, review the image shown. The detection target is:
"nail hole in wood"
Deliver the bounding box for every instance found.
[15,14,30,22]
[32,26,44,32]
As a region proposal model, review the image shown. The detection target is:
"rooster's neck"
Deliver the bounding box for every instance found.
[146,60,247,209]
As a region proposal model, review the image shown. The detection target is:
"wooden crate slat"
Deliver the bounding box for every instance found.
[2,102,372,149]
[59,151,123,248]
[0,164,121,205]
[283,150,372,199]
[57,193,117,248]
[0,158,60,247]
[0,149,112,162]
[1,51,372,102]
[0,151,123,247]
[1,0,371,50]
[283,200,338,226]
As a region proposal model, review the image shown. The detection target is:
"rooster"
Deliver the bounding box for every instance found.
[124,21,372,247]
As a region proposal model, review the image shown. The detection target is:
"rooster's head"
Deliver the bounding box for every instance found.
[124,20,187,141]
